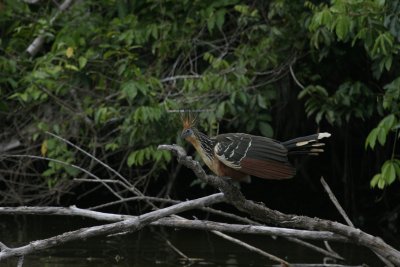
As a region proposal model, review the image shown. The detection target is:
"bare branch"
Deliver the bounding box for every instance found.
[0,138,21,153]
[0,193,224,260]
[212,231,290,266]
[23,0,41,3]
[161,74,202,83]
[320,177,395,267]
[2,154,124,200]
[0,206,349,242]
[47,132,135,191]
[289,63,305,90]
[320,177,354,227]
[158,144,400,266]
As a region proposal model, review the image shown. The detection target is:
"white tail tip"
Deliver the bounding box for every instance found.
[318,132,331,139]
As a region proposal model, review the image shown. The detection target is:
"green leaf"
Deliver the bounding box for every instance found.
[259,122,273,137]
[384,55,392,71]
[234,5,250,15]
[320,8,333,26]
[127,151,137,167]
[379,114,396,132]
[215,9,226,30]
[365,128,378,149]
[42,169,56,177]
[64,64,79,71]
[377,177,386,189]
[216,102,225,119]
[207,12,216,33]
[377,127,387,146]
[393,159,400,177]
[370,173,381,188]
[382,161,396,184]
[79,57,88,69]
[105,143,119,151]
[335,16,350,40]
[64,165,80,176]
[121,81,138,100]
[257,94,267,109]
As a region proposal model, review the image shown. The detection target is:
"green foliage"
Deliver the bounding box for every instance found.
[2,0,306,195]
[370,159,400,189]
[41,138,80,188]
[365,114,397,149]
[3,0,400,198]
[299,82,374,125]
[306,0,400,188]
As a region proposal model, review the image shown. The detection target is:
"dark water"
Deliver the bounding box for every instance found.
[0,215,384,266]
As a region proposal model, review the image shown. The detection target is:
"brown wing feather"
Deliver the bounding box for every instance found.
[239,158,295,180]
[214,133,296,179]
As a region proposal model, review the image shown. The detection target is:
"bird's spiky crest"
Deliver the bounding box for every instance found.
[180,110,198,130]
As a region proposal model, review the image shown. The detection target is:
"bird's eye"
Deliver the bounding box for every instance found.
[181,128,193,138]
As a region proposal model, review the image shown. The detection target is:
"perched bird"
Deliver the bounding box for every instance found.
[181,114,330,182]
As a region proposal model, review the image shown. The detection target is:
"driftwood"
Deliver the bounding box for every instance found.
[0,142,399,266]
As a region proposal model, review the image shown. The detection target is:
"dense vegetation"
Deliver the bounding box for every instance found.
[0,0,399,231]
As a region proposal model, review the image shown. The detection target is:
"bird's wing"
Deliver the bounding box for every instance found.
[213,133,295,179]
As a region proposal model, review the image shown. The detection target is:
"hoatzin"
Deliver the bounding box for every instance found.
[181,115,331,182]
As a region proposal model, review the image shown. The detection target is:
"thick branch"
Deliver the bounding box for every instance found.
[0,206,349,242]
[0,193,224,260]
[158,144,400,266]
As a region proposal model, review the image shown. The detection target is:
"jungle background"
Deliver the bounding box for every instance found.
[0,0,400,265]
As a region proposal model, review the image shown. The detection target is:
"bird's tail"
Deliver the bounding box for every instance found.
[282,132,331,156]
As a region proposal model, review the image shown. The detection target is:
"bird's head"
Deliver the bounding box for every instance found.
[180,111,198,142]
[181,127,195,139]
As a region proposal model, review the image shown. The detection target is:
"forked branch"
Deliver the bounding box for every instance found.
[158,144,400,266]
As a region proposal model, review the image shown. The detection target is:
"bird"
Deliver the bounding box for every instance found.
[180,114,331,182]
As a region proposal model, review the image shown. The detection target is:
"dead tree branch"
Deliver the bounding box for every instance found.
[320,177,395,267]
[0,206,349,242]
[158,144,400,266]
[0,193,224,261]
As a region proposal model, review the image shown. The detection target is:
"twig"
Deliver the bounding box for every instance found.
[289,64,305,90]
[166,109,213,113]
[17,256,24,267]
[2,154,123,200]
[0,138,21,153]
[164,239,191,261]
[160,74,201,83]
[87,195,180,210]
[320,177,394,267]
[287,237,344,260]
[320,177,354,227]
[212,231,290,266]
[46,132,135,191]
[23,0,41,3]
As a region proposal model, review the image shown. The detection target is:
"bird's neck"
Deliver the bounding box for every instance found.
[187,128,215,164]
[195,129,215,157]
